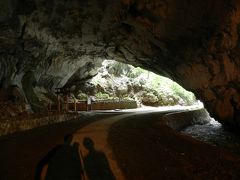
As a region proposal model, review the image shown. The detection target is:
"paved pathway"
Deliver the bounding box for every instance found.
[0,106,200,179]
[71,107,185,180]
[73,113,131,180]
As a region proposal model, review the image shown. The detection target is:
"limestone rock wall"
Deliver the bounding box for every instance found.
[0,0,240,129]
[162,108,212,131]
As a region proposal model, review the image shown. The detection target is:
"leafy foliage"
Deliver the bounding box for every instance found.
[84,60,197,106]
[77,92,87,100]
[95,92,112,100]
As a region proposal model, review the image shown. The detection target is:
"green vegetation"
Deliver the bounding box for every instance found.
[77,92,87,100]
[80,60,197,107]
[129,67,145,78]
[95,92,112,100]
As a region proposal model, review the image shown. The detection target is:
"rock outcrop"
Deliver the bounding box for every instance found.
[0,0,240,129]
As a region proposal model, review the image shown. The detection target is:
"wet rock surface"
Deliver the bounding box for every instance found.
[182,119,240,155]
[0,0,240,128]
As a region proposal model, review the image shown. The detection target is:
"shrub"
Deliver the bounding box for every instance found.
[95,92,111,99]
[77,92,87,100]
[171,83,196,105]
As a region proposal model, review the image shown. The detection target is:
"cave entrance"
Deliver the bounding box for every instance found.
[81,60,239,150]
[77,60,201,109]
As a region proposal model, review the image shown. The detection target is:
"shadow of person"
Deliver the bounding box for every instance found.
[83,137,115,180]
[35,134,83,180]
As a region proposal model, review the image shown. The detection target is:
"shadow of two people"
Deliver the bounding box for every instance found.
[35,134,115,180]
[83,137,115,180]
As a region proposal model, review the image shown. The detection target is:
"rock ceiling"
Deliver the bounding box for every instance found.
[0,0,240,129]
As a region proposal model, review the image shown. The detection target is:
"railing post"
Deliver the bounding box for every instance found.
[65,95,68,112]
[57,95,61,113]
[48,101,52,112]
[74,98,77,112]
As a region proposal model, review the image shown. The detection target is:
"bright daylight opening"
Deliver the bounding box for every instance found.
[77,59,202,109]
[77,60,234,147]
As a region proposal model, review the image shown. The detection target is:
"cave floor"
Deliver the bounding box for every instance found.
[0,109,240,180]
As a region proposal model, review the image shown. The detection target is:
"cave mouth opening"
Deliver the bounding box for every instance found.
[77,59,202,109]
